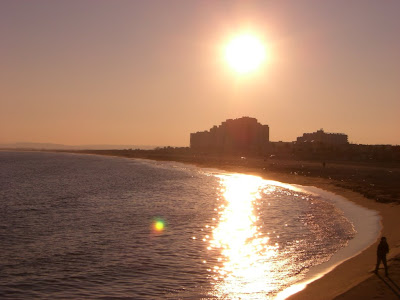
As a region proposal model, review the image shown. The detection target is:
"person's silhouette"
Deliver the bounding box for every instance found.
[375,236,389,276]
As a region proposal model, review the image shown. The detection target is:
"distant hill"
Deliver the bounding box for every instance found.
[0,142,158,150]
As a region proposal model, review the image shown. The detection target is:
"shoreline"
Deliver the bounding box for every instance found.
[5,150,400,299]
[207,166,400,300]
[105,153,400,299]
[285,186,400,300]
[151,158,400,299]
[123,155,400,299]
[275,185,381,300]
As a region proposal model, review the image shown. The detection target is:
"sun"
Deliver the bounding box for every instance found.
[225,34,266,74]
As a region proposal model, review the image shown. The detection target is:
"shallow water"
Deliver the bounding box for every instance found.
[0,152,367,299]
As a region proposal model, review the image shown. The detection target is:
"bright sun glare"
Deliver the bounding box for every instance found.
[225,34,266,74]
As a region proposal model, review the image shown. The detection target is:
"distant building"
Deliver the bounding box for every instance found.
[190,117,269,155]
[296,129,348,145]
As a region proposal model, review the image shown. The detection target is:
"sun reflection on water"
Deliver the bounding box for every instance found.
[208,174,280,299]
[198,173,357,299]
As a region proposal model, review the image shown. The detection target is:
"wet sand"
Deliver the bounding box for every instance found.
[59,151,400,299]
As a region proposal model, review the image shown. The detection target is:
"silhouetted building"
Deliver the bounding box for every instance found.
[190,117,269,155]
[297,129,348,145]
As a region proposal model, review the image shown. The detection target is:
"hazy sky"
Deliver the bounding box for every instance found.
[1,1,399,146]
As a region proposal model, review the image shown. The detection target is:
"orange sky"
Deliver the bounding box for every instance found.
[1,1,399,146]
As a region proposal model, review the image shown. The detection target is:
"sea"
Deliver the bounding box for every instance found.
[0,151,380,299]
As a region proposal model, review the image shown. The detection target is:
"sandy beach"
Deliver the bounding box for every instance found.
[60,150,400,299]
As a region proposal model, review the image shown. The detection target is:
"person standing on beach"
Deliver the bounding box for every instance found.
[375,236,389,276]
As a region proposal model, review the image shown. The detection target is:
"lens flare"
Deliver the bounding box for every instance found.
[152,218,165,232]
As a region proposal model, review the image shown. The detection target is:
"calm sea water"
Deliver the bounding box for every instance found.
[0,151,358,299]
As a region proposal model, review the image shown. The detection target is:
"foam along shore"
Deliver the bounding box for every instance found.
[283,182,400,300]
[274,185,380,300]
